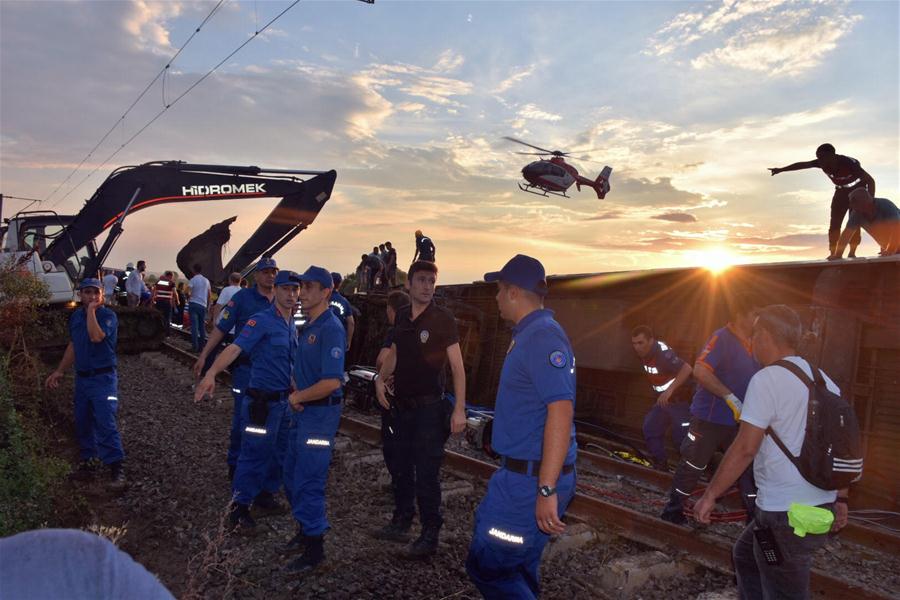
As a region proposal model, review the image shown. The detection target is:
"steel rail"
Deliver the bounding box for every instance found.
[576,439,900,556]
[338,413,893,600]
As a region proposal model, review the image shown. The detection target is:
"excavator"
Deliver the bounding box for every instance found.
[1,161,337,356]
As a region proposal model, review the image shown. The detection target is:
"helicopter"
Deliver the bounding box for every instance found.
[504,136,612,199]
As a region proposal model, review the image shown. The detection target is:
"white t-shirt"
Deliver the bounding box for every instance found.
[741,356,839,511]
[102,273,118,296]
[125,270,146,296]
[188,274,211,307]
[215,285,241,333]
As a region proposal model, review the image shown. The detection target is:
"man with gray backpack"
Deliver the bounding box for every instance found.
[694,304,862,599]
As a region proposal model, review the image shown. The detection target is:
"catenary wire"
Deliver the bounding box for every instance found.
[44,0,227,206]
[49,0,301,211]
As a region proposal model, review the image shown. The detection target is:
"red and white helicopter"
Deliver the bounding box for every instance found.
[504,136,612,199]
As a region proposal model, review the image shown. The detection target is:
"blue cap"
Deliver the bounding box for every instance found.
[298,266,333,289]
[274,270,301,287]
[257,257,278,271]
[484,254,548,296]
[331,272,342,287]
[77,277,102,291]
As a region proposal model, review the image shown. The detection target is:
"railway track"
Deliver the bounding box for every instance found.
[160,337,897,599]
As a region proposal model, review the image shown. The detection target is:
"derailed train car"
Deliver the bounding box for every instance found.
[347,257,900,511]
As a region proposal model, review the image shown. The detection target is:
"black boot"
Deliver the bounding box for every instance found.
[70,459,101,481]
[108,461,127,491]
[280,524,306,555]
[286,535,324,575]
[252,491,288,518]
[229,502,258,535]
[371,515,413,543]
[404,525,440,559]
[659,495,687,525]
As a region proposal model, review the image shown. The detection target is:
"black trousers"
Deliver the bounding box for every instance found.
[391,396,451,527]
[661,417,756,520]
[829,185,864,253]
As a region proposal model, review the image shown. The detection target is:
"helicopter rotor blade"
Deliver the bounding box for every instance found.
[514,151,548,156]
[503,136,556,155]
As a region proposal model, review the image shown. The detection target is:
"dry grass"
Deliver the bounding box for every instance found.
[182,500,243,600]
[84,521,129,546]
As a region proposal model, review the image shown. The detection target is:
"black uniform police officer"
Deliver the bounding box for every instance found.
[374,260,466,558]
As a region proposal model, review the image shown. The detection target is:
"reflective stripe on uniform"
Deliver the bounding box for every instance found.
[487,527,524,544]
[305,438,331,447]
[652,378,675,392]
[685,460,706,471]
[107,396,117,401]
[244,426,267,435]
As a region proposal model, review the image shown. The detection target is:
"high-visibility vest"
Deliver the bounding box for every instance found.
[155,279,175,301]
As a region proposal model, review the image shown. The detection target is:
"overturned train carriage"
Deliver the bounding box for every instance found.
[347,258,900,511]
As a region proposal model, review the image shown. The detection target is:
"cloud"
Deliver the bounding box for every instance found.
[493,64,537,93]
[124,0,183,54]
[517,103,562,122]
[653,212,697,223]
[584,210,624,221]
[433,49,465,73]
[647,0,862,76]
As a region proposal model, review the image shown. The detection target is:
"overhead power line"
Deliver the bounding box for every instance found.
[49,0,302,210]
[44,0,227,206]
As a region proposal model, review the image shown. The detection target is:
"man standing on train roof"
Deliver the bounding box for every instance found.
[660,293,761,525]
[193,258,278,483]
[46,278,127,489]
[384,241,398,287]
[831,188,900,259]
[374,260,467,558]
[631,325,694,472]
[282,266,346,575]
[194,269,301,533]
[769,143,876,259]
[329,272,356,351]
[465,254,577,599]
[413,229,435,263]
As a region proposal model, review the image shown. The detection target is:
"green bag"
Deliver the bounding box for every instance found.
[787,502,834,537]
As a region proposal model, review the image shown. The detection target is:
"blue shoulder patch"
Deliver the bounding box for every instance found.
[549,350,567,368]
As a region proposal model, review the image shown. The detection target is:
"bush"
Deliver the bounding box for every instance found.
[0,353,68,536]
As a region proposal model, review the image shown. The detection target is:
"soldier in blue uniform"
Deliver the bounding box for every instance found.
[328,272,356,351]
[281,266,346,574]
[631,325,694,471]
[465,255,577,599]
[46,278,126,488]
[194,270,300,533]
[193,258,277,482]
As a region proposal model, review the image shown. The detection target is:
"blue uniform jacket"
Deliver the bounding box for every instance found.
[328,291,353,331]
[691,324,760,426]
[294,309,346,400]
[217,286,273,340]
[233,304,298,391]
[641,340,686,393]
[491,309,577,463]
[69,307,118,372]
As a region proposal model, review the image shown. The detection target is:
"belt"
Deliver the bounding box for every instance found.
[76,366,115,378]
[247,389,289,402]
[501,456,576,477]
[835,178,862,189]
[395,393,442,409]
[305,396,343,408]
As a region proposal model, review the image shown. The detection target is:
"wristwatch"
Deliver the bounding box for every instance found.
[538,485,557,498]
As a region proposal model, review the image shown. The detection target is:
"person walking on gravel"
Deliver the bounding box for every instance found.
[465,254,577,598]
[282,266,346,575]
[194,270,300,534]
[46,278,127,489]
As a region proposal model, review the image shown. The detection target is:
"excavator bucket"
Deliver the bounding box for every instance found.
[176,216,237,283]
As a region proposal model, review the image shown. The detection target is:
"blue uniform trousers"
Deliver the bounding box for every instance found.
[74,372,125,464]
[642,402,691,465]
[227,364,250,468]
[232,398,288,505]
[466,468,576,599]
[283,404,342,536]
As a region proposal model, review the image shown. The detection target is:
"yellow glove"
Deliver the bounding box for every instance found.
[724,393,743,420]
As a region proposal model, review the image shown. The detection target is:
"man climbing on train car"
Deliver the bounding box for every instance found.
[769,143,875,259]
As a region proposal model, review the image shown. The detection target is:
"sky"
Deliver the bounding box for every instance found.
[1,0,898,284]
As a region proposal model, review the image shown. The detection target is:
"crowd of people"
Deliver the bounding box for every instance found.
[35,163,878,599]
